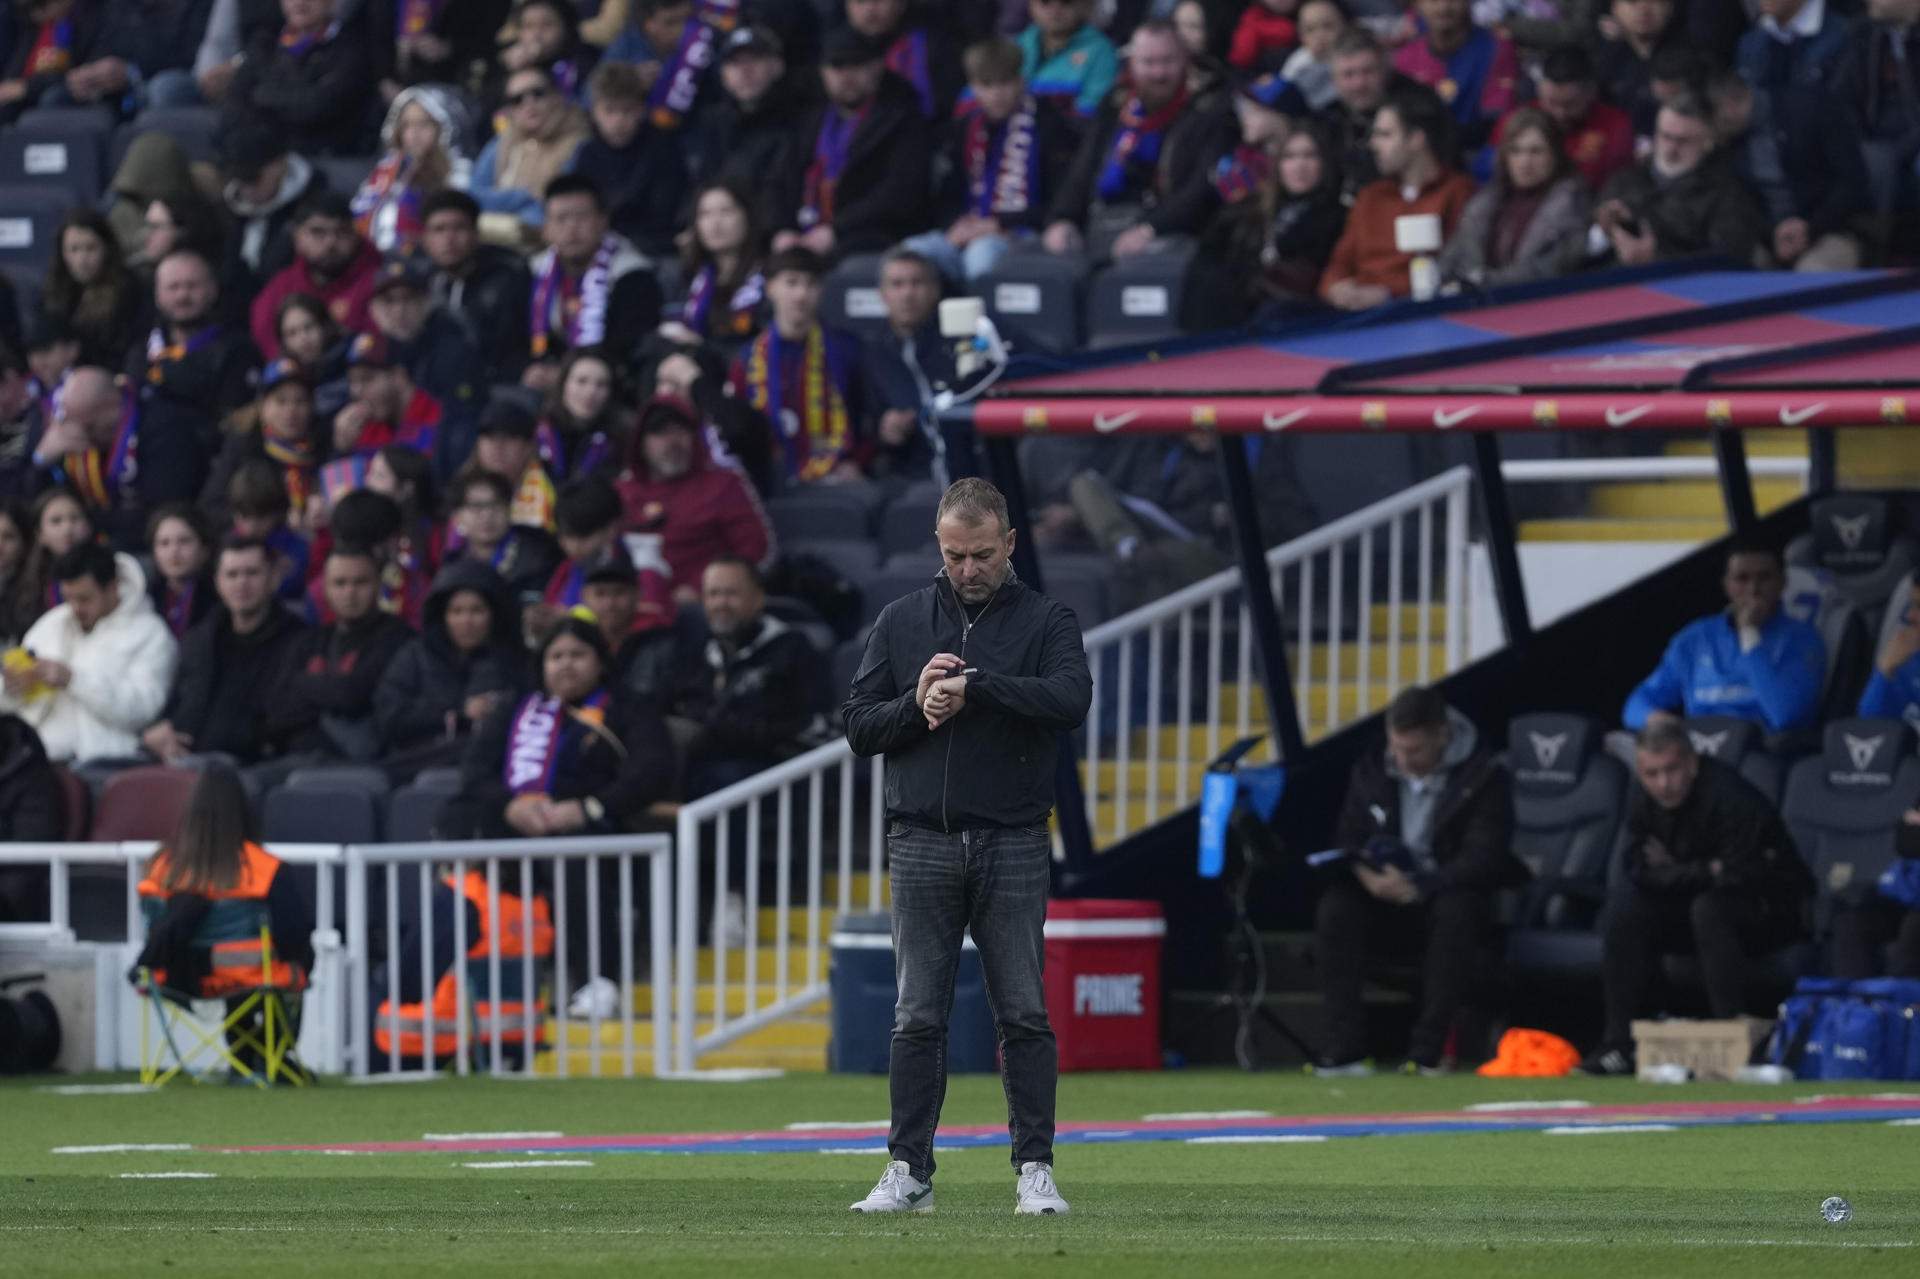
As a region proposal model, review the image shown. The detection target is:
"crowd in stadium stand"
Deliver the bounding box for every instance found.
[0,0,1914,1067]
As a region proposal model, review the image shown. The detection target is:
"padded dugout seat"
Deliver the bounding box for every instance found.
[1781,718,1920,934]
[764,485,882,542]
[1683,716,1786,804]
[979,250,1087,355]
[0,109,109,203]
[821,252,890,341]
[1504,714,1626,980]
[1085,242,1195,350]
[1787,494,1916,637]
[0,185,74,273]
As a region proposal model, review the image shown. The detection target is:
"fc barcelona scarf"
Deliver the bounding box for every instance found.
[1095,85,1188,203]
[395,0,444,37]
[648,0,740,130]
[70,389,139,512]
[161,581,196,641]
[511,457,557,530]
[503,688,610,795]
[144,324,222,387]
[262,434,319,521]
[278,19,341,61]
[743,327,850,484]
[1211,144,1272,206]
[350,154,425,250]
[799,105,868,229]
[886,29,934,118]
[534,422,613,481]
[530,236,618,358]
[962,99,1040,218]
[680,265,764,338]
[25,20,73,76]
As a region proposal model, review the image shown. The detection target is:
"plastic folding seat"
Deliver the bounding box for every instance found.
[978,250,1086,355]
[285,765,392,798]
[0,109,108,203]
[1502,714,1628,979]
[1781,719,1920,935]
[860,556,940,625]
[0,185,77,273]
[52,766,90,841]
[879,485,942,560]
[786,537,880,582]
[1786,494,1917,638]
[821,251,890,340]
[109,107,223,173]
[765,484,882,542]
[1682,716,1785,804]
[90,765,199,842]
[312,154,377,196]
[261,782,380,845]
[386,782,453,844]
[1084,243,1196,350]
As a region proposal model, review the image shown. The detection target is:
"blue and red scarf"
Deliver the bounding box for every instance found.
[681,265,764,339]
[160,580,196,640]
[799,105,869,229]
[25,19,73,76]
[1211,144,1272,205]
[503,687,610,795]
[278,19,341,61]
[962,98,1040,218]
[144,323,222,387]
[395,0,444,37]
[544,559,589,607]
[535,422,613,480]
[648,0,740,130]
[69,389,139,512]
[1095,85,1189,203]
[886,29,934,118]
[350,154,425,252]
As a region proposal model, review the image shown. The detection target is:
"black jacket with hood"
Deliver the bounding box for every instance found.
[1334,707,1526,894]
[1625,755,1814,908]
[163,600,308,762]
[777,72,934,254]
[844,569,1092,831]
[262,609,415,758]
[430,243,533,382]
[372,561,525,755]
[0,713,63,920]
[671,612,818,769]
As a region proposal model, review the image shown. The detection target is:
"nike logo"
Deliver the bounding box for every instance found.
[905,1188,931,1204]
[1779,403,1826,426]
[1262,408,1309,431]
[1092,409,1140,433]
[1604,405,1652,428]
[1432,406,1477,428]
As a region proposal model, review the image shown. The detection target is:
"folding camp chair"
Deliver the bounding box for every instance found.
[132,898,310,1087]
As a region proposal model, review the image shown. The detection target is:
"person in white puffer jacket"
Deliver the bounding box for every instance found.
[0,545,177,764]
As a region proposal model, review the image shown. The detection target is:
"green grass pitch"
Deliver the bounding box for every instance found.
[2,1071,1916,1277]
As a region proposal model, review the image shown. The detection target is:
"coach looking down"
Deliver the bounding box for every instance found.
[843,477,1092,1217]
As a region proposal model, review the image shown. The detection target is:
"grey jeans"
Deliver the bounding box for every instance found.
[887,821,1056,1182]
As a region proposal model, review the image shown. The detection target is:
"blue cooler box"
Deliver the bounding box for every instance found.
[829,912,998,1073]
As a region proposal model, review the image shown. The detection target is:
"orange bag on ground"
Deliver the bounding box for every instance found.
[1476,1028,1582,1077]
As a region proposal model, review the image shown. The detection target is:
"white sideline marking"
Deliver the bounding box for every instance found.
[1142,1110,1273,1121]
[1465,1100,1592,1112]
[117,1172,217,1179]
[657,1069,786,1082]
[1543,1124,1680,1136]
[54,1144,191,1154]
[1186,1135,1329,1144]
[1887,1118,1920,1126]
[422,1131,563,1141]
[36,1084,158,1096]
[785,1121,890,1132]
[342,1073,440,1085]
[816,1147,889,1156]
[459,1160,595,1169]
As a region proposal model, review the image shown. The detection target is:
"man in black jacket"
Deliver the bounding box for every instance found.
[223,0,373,155]
[366,258,482,477]
[143,536,307,765]
[670,556,819,797]
[420,191,533,383]
[772,27,933,260]
[842,477,1091,1218]
[262,546,414,763]
[1042,18,1233,262]
[1585,720,1814,1075]
[1710,68,1869,271]
[694,24,812,215]
[0,713,65,921]
[1315,685,1521,1075]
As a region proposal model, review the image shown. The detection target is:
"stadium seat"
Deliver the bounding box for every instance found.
[979,250,1086,355]
[821,252,890,340]
[1786,494,1917,638]
[387,779,456,844]
[1034,554,1111,629]
[414,766,463,792]
[108,107,222,173]
[786,538,879,581]
[0,110,108,203]
[262,782,381,845]
[1683,716,1785,803]
[90,766,198,842]
[859,555,939,624]
[1780,718,1920,934]
[311,154,377,196]
[764,484,882,543]
[878,482,942,559]
[764,594,836,655]
[1084,242,1196,350]
[0,185,77,274]
[285,765,392,798]
[1875,570,1917,665]
[1503,714,1627,957]
[3,262,37,336]
[52,766,89,842]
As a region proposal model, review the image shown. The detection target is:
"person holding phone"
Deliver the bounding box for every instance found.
[1588,96,1766,266]
[842,477,1091,1217]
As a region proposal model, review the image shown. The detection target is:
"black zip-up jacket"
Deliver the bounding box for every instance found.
[164,602,308,761]
[431,245,533,382]
[1334,718,1525,893]
[1625,755,1815,907]
[777,72,934,254]
[844,570,1091,831]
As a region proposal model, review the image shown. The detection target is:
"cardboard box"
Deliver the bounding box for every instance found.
[1631,1017,1773,1082]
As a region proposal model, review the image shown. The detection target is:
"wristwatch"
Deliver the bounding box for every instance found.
[583,796,606,824]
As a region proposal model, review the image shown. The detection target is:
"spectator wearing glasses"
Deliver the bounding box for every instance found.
[446,466,562,605]
[471,64,594,233]
[1590,95,1768,269]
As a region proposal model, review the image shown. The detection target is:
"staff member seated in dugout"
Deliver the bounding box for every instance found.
[1622,541,1824,739]
[1582,720,1814,1076]
[133,765,314,1080]
[1313,685,1523,1076]
[371,863,555,1068]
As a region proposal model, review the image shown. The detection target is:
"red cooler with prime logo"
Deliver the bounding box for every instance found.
[1043,899,1165,1071]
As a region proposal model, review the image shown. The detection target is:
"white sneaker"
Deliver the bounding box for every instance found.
[566,976,618,1020]
[1015,1161,1069,1215]
[850,1160,933,1213]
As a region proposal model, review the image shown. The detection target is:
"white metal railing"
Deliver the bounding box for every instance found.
[672,745,879,1073]
[1501,457,1810,485]
[1078,465,1476,844]
[345,835,672,1080]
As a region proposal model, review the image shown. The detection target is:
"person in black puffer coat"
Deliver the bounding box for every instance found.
[373,560,526,771]
[0,713,65,922]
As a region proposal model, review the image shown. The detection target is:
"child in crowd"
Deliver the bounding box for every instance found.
[728,249,869,486]
[352,87,476,254]
[145,503,214,642]
[567,61,687,259]
[1282,0,1350,111]
[1232,0,1303,73]
[16,488,94,624]
[227,459,311,602]
[447,466,562,607]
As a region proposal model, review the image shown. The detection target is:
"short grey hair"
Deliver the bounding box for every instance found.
[879,246,937,284]
[935,477,1009,533]
[1636,720,1696,757]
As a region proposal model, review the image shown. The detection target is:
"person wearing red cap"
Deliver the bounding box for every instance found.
[616,394,773,606]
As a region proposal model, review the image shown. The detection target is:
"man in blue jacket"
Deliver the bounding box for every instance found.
[1622,542,1825,737]
[842,477,1090,1217]
[1860,577,1920,725]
